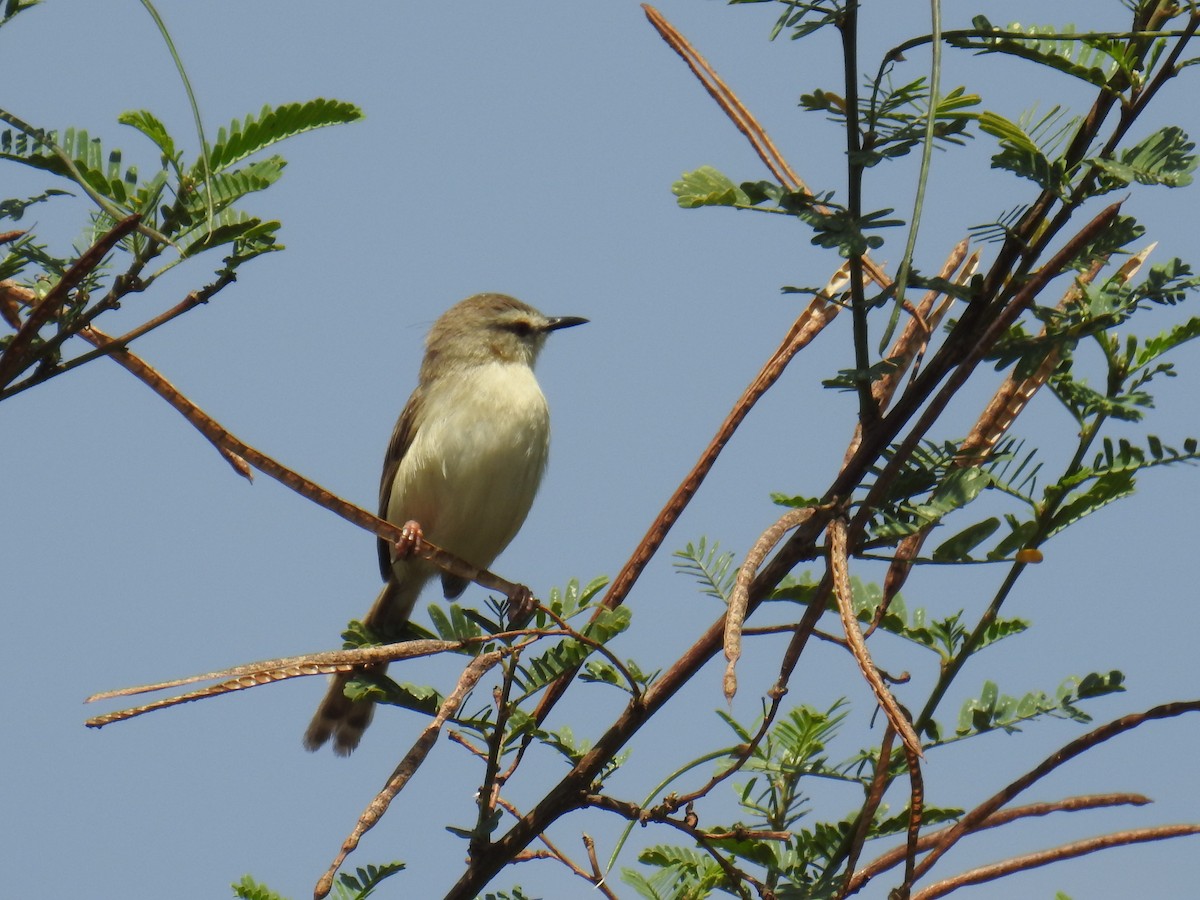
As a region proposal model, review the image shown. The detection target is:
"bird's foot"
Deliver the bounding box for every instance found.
[393,520,424,559]
[507,584,537,626]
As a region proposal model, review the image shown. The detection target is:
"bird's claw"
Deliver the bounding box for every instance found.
[508,584,536,626]
[393,520,424,560]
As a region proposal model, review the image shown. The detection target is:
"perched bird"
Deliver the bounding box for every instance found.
[304,293,587,754]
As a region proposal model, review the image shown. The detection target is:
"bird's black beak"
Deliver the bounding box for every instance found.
[543,316,589,332]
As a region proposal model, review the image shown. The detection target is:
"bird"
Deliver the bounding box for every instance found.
[304,293,587,755]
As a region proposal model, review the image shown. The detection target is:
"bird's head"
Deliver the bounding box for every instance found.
[423,293,588,372]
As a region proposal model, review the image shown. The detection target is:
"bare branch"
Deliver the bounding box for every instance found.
[847,793,1154,894]
[911,701,1200,882]
[0,215,141,388]
[641,4,892,295]
[73,321,533,601]
[315,648,512,899]
[839,726,896,899]
[530,265,846,728]
[587,793,762,900]
[911,825,1200,900]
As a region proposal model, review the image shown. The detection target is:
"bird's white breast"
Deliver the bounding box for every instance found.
[388,361,551,571]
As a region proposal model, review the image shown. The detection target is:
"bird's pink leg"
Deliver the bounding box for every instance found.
[393,520,424,559]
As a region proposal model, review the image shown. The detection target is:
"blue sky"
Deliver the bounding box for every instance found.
[2,2,1198,898]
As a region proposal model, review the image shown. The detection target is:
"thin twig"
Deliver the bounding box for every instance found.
[959,246,1151,462]
[2,272,238,399]
[838,726,896,899]
[315,649,512,899]
[493,800,622,900]
[531,267,846,728]
[536,604,645,703]
[911,700,1200,882]
[641,4,893,295]
[583,835,619,900]
[72,322,532,600]
[471,663,519,857]
[587,793,761,900]
[663,579,834,817]
[829,516,925,898]
[911,825,1200,900]
[0,215,141,388]
[852,200,1124,528]
[846,793,1153,894]
[642,4,804,192]
[842,241,976,470]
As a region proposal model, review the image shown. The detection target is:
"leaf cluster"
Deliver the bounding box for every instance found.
[0,93,362,396]
[956,672,1126,737]
[232,862,404,900]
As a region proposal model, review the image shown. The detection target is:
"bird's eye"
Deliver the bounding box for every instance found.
[505,319,535,337]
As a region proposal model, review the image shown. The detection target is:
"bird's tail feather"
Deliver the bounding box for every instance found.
[303,577,425,755]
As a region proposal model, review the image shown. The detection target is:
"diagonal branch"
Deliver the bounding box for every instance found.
[0,214,141,388]
[642,4,893,292]
[846,792,1154,894]
[911,825,1200,900]
[530,265,847,727]
[315,648,514,899]
[74,321,531,601]
[911,700,1200,882]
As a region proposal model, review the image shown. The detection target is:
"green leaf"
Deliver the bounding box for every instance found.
[193,156,287,210]
[118,109,179,165]
[872,805,963,838]
[922,466,994,516]
[956,672,1124,737]
[673,537,738,601]
[537,575,608,625]
[232,875,288,900]
[1046,469,1136,537]
[771,492,821,509]
[1091,126,1196,191]
[426,602,484,645]
[1,0,42,28]
[671,165,752,208]
[513,607,631,698]
[364,679,442,716]
[931,517,1001,561]
[800,204,902,257]
[977,108,1073,195]
[334,862,406,900]
[735,0,843,41]
[537,725,593,766]
[174,208,282,261]
[0,188,70,222]
[855,79,980,167]
[0,126,140,207]
[1134,315,1200,371]
[1089,435,1200,478]
[479,888,536,900]
[580,657,658,694]
[1074,670,1125,699]
[948,19,1127,90]
[623,849,721,900]
[203,99,364,173]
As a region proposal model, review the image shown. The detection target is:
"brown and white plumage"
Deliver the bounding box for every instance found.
[304,293,586,755]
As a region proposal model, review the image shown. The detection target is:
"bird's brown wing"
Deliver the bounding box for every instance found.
[377,386,424,582]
